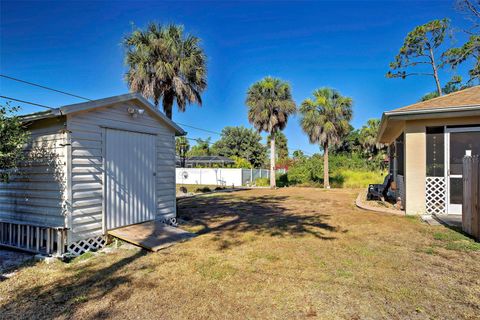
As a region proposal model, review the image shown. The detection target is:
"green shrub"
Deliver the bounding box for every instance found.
[329,153,385,171]
[230,156,253,168]
[276,173,289,187]
[287,155,323,184]
[284,152,386,188]
[255,177,269,186]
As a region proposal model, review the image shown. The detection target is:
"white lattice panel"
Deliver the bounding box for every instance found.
[67,236,107,256]
[159,217,178,227]
[426,177,446,215]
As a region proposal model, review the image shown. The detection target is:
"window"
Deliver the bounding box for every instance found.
[426,126,444,177]
[395,133,404,176]
[389,143,395,174]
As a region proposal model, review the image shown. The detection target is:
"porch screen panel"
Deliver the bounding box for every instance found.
[449,132,480,175]
[426,127,444,177]
[449,131,480,206]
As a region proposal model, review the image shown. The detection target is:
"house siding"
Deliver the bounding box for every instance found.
[403,116,480,215]
[0,117,67,227]
[404,123,426,215]
[68,102,176,242]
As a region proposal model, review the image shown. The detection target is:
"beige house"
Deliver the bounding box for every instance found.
[377,86,480,216]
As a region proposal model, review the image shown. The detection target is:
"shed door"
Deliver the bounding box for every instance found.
[105,129,156,230]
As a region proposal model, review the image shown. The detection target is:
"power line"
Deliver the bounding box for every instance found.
[0,95,55,110]
[0,74,92,101]
[2,74,225,136]
[176,122,222,136]
[184,137,215,144]
[2,75,315,156]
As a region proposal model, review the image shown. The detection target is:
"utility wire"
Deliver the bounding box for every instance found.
[0,74,92,101]
[0,95,55,110]
[176,123,222,136]
[2,75,314,156]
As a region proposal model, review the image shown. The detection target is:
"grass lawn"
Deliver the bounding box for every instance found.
[1,188,479,319]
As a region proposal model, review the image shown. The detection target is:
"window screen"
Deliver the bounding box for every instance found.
[426,126,444,177]
[396,133,404,176]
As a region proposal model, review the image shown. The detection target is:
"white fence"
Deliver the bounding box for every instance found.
[176,168,270,186]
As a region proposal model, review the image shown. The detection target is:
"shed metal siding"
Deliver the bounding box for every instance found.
[0,118,67,227]
[68,102,176,242]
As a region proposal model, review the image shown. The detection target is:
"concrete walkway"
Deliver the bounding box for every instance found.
[421,214,462,228]
[355,191,405,216]
[433,214,462,228]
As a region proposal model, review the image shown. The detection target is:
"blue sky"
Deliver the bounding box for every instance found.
[0,0,473,155]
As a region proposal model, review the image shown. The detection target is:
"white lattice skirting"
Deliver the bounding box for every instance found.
[426,177,446,215]
[159,216,178,227]
[67,236,107,256]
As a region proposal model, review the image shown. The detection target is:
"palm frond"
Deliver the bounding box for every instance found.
[123,23,207,118]
[299,87,353,148]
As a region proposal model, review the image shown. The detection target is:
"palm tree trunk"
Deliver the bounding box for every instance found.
[270,135,276,189]
[163,93,174,119]
[323,142,330,189]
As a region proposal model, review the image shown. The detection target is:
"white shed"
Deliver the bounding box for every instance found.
[0,93,185,256]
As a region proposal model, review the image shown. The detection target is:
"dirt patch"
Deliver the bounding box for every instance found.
[1,188,479,319]
[0,248,34,279]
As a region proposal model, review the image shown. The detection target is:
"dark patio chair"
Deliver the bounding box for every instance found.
[367,174,393,201]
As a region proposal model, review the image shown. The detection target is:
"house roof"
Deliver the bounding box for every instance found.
[377,86,480,144]
[20,93,186,136]
[388,86,480,113]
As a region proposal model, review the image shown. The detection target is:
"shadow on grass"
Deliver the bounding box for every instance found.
[0,250,149,319]
[2,191,339,318]
[177,193,339,242]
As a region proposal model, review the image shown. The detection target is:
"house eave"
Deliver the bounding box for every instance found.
[20,109,63,123]
[377,104,480,144]
[384,104,480,119]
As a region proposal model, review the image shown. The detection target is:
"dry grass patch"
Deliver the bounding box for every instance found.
[1,188,479,319]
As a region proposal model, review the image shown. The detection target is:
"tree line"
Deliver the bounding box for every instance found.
[2,0,477,187]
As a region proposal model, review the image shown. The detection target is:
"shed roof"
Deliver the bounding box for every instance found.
[20,93,186,136]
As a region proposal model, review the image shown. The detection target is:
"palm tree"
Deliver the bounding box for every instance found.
[246,77,296,188]
[175,136,190,167]
[359,119,383,158]
[300,88,353,188]
[124,23,207,119]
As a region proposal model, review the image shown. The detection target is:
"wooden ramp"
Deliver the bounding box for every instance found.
[108,220,195,251]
